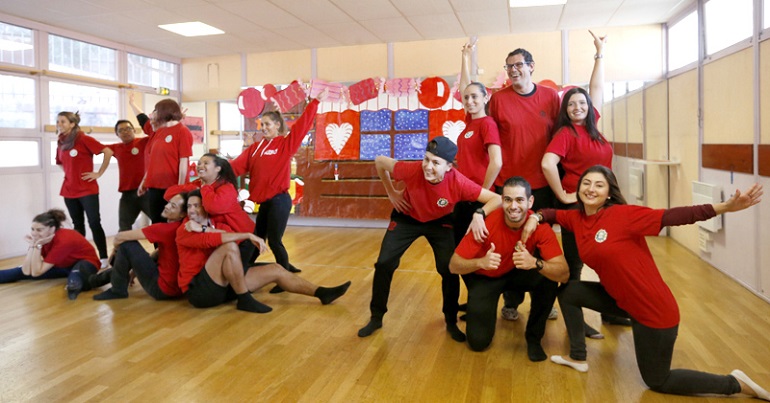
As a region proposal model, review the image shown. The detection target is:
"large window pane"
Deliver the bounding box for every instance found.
[0,22,34,67]
[0,140,38,167]
[668,11,698,71]
[0,74,36,128]
[127,53,178,90]
[48,35,116,80]
[218,102,243,158]
[49,81,118,127]
[765,0,770,29]
[705,0,753,55]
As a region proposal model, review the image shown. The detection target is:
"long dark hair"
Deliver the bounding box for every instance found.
[201,153,238,189]
[464,81,490,116]
[552,87,604,143]
[33,209,67,230]
[57,111,81,151]
[576,165,626,214]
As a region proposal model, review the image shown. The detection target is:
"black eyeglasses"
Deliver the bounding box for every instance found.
[503,62,531,71]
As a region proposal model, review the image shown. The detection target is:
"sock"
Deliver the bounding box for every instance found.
[269,285,285,294]
[357,318,382,337]
[446,323,466,342]
[315,281,351,305]
[93,288,128,300]
[731,369,770,400]
[236,293,272,313]
[584,323,604,339]
[551,355,589,372]
[88,269,112,289]
[527,343,547,362]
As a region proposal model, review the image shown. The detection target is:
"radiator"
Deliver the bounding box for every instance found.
[692,181,722,232]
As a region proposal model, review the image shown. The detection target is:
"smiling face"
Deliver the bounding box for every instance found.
[505,54,534,92]
[463,84,487,117]
[422,151,452,184]
[116,122,136,144]
[196,155,221,184]
[186,195,207,224]
[578,171,610,215]
[502,185,533,229]
[30,221,55,241]
[567,92,589,125]
[56,115,76,134]
[261,115,281,139]
[162,194,186,222]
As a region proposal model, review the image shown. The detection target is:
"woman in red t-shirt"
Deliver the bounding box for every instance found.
[56,112,113,266]
[525,165,768,399]
[0,209,110,299]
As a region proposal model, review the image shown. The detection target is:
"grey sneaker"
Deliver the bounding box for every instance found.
[548,306,558,320]
[501,306,519,321]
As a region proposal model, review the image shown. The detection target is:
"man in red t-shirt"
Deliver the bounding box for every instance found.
[106,120,151,231]
[450,176,567,361]
[357,137,502,342]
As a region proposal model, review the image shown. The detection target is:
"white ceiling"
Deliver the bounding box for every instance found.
[0,0,694,59]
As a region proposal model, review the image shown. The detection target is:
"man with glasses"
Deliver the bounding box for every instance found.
[107,120,151,231]
[488,48,560,322]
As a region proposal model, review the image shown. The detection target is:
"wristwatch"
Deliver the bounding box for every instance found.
[534,258,544,272]
[474,208,486,218]
[201,225,208,233]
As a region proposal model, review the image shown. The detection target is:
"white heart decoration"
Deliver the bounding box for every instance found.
[325,123,353,155]
[442,121,466,144]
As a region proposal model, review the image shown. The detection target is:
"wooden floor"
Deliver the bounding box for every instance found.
[1,227,769,402]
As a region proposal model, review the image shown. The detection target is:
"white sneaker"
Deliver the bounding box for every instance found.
[501,306,519,321]
[548,306,558,320]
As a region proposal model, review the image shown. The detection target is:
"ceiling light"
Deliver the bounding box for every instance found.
[158,22,224,37]
[509,0,567,7]
[0,38,33,51]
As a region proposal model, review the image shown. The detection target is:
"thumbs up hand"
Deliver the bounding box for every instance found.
[480,242,501,270]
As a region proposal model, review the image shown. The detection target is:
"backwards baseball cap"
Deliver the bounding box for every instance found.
[426,136,457,163]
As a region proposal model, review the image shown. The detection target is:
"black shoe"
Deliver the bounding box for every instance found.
[66,271,83,300]
[287,264,301,273]
[527,343,547,362]
[269,285,285,294]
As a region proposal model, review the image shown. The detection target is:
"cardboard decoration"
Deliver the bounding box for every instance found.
[428,109,466,141]
[270,80,307,112]
[263,84,278,99]
[348,78,380,105]
[385,78,417,97]
[308,79,346,102]
[314,111,360,161]
[237,87,265,118]
[418,76,450,109]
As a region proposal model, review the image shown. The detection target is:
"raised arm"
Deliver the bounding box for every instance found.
[588,30,606,110]
[459,40,476,94]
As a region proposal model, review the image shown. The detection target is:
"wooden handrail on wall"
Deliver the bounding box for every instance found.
[1,66,136,90]
[43,124,131,134]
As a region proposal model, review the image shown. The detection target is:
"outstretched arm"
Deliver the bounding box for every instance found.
[588,30,606,110]
[714,183,763,214]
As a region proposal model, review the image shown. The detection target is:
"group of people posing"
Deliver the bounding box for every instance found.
[1,31,769,400]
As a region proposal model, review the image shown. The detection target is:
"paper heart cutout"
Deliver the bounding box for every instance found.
[325,123,353,155]
[441,121,465,144]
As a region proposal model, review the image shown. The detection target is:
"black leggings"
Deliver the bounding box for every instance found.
[64,194,107,258]
[252,193,292,270]
[558,280,741,396]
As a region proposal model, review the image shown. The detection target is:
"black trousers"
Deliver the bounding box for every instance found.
[110,241,173,300]
[64,194,108,258]
[146,188,168,224]
[369,211,459,324]
[463,269,557,351]
[252,192,292,270]
[118,190,151,231]
[558,280,741,396]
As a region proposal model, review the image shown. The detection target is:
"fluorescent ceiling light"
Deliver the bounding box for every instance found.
[158,22,224,37]
[510,0,567,7]
[0,38,33,51]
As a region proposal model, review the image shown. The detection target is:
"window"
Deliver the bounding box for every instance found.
[0,140,38,167]
[127,53,178,90]
[48,35,116,80]
[668,11,698,71]
[0,22,34,67]
[765,0,770,29]
[705,0,753,55]
[49,81,118,127]
[0,74,36,128]
[218,102,244,158]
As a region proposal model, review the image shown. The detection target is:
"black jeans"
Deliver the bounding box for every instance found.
[558,280,741,396]
[252,192,292,270]
[369,211,459,325]
[146,188,168,224]
[463,270,557,351]
[110,241,172,300]
[118,190,151,231]
[0,266,70,283]
[64,194,108,258]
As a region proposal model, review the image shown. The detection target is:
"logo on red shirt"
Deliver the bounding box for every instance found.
[595,229,608,243]
[387,221,397,231]
[69,149,78,157]
[464,130,474,139]
[131,147,139,155]
[436,198,448,208]
[263,149,278,156]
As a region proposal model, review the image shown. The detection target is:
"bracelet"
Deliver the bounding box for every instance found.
[594,54,603,59]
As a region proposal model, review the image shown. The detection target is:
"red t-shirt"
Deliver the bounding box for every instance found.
[41,228,100,269]
[455,209,563,278]
[456,115,501,188]
[393,161,482,223]
[545,110,611,193]
[107,137,148,192]
[144,123,193,189]
[230,99,319,203]
[175,219,231,292]
[489,85,560,189]
[56,132,107,198]
[556,205,679,328]
[142,221,183,296]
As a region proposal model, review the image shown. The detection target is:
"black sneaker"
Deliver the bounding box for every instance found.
[66,270,83,300]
